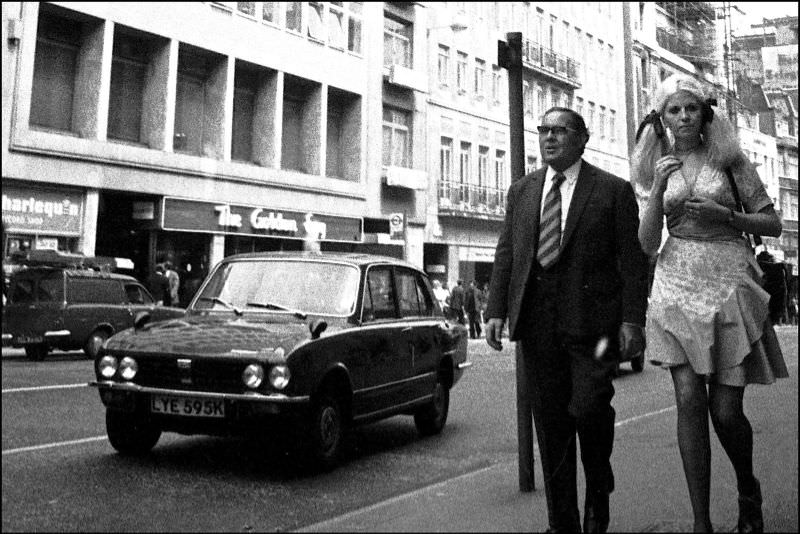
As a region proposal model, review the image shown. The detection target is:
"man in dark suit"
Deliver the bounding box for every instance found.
[485,108,649,533]
[449,279,466,324]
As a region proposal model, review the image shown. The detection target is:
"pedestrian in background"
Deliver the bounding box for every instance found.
[148,263,171,306]
[485,107,649,533]
[464,280,482,339]
[449,280,466,325]
[432,279,450,316]
[633,74,788,534]
[164,260,180,307]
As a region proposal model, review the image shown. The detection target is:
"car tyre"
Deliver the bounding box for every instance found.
[307,391,347,471]
[106,410,161,456]
[24,344,48,361]
[84,329,110,359]
[631,353,645,373]
[414,373,450,436]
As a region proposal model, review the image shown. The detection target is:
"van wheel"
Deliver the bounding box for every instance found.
[106,410,161,456]
[84,330,110,359]
[24,344,48,361]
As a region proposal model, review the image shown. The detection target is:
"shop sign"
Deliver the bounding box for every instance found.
[163,198,363,243]
[2,187,83,235]
[458,246,496,263]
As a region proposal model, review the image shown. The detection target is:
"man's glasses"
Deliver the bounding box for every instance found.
[536,125,579,136]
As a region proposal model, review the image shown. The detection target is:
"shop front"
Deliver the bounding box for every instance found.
[2,182,86,283]
[158,198,364,306]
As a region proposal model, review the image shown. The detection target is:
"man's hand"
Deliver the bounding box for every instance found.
[618,323,645,361]
[486,318,505,351]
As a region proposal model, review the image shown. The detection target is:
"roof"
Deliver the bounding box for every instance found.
[221,251,423,271]
[13,266,138,281]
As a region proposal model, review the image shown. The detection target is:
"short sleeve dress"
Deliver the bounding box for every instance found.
[642,154,788,386]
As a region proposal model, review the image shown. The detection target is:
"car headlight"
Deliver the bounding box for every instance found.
[269,365,291,390]
[98,356,118,379]
[242,364,265,389]
[119,357,138,380]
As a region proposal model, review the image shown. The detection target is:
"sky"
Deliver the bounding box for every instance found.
[729,2,798,35]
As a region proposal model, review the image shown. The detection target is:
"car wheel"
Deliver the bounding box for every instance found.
[84,330,109,359]
[24,344,48,361]
[631,353,645,373]
[106,410,161,456]
[307,391,347,471]
[414,373,450,436]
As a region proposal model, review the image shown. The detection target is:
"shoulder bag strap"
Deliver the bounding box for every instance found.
[724,167,763,248]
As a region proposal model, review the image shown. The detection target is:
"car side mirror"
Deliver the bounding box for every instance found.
[309,319,327,339]
[134,311,151,331]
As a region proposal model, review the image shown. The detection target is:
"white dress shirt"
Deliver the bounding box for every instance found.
[540,159,582,242]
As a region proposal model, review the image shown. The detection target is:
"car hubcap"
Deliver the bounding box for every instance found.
[320,406,339,452]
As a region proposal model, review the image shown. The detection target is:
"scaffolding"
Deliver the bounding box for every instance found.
[655,2,719,73]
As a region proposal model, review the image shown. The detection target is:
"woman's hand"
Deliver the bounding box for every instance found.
[684,196,728,223]
[654,156,683,190]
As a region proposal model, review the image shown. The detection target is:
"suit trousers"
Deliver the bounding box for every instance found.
[518,269,617,529]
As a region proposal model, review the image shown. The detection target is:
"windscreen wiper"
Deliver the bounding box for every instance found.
[197,297,243,316]
[246,301,308,320]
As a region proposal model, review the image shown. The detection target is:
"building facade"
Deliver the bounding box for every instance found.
[2,2,425,303]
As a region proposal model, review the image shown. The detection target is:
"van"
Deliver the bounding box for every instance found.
[2,266,184,361]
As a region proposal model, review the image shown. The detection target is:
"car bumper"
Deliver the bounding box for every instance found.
[90,381,311,428]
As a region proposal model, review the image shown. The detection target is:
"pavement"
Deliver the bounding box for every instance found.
[299,327,799,533]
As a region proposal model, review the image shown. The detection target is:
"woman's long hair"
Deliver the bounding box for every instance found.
[630,75,744,198]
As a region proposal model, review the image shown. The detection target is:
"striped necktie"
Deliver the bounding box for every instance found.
[537,173,566,269]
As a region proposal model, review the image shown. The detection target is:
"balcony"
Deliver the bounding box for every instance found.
[437,181,506,220]
[521,39,581,89]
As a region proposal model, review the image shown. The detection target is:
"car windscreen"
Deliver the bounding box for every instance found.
[193,259,361,317]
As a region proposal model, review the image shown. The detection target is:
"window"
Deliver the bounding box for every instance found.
[474,58,486,97]
[175,48,217,156]
[609,109,616,142]
[237,2,256,16]
[108,30,150,143]
[438,45,450,86]
[478,146,490,199]
[308,2,325,41]
[587,102,596,135]
[457,52,468,93]
[383,108,410,168]
[30,11,82,131]
[495,150,507,195]
[347,2,362,54]
[363,267,396,320]
[523,81,533,117]
[526,155,537,174]
[459,142,471,202]
[492,66,501,104]
[232,68,258,162]
[328,1,346,49]
[536,85,546,122]
[261,2,278,23]
[599,106,606,139]
[440,137,453,182]
[285,2,302,32]
[384,16,412,68]
[575,96,584,118]
[397,269,424,317]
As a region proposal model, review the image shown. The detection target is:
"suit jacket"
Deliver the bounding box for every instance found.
[485,160,649,341]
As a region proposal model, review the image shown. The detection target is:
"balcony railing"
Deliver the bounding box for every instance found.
[521,39,581,88]
[438,180,506,217]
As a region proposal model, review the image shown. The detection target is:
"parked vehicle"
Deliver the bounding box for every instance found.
[1,251,184,361]
[90,252,471,470]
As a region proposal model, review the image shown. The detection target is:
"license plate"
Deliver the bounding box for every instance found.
[150,395,225,418]
[17,335,44,344]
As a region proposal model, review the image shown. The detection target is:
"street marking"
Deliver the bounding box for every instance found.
[2,436,107,456]
[2,383,88,394]
[614,405,676,427]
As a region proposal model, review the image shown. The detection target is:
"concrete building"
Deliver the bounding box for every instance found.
[2,2,429,302]
[732,16,798,92]
[423,2,629,288]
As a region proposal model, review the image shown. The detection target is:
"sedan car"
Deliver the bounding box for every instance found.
[90,252,470,469]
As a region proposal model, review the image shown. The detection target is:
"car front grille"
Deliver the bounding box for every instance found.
[132,356,244,394]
